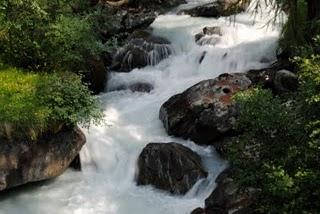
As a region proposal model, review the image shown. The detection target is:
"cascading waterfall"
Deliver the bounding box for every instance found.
[147,43,174,66]
[0,1,284,214]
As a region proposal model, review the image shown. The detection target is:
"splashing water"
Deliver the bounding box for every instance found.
[0,1,284,214]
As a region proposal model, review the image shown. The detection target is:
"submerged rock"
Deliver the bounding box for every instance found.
[136,142,208,195]
[111,30,173,72]
[179,0,251,17]
[110,82,154,93]
[0,127,85,191]
[128,82,154,93]
[159,73,251,145]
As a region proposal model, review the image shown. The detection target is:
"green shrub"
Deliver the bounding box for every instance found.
[0,0,105,71]
[46,15,105,71]
[229,82,320,212]
[0,66,102,140]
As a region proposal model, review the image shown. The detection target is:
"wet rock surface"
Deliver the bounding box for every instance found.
[159,73,252,145]
[111,30,173,72]
[128,0,186,11]
[85,0,185,92]
[190,168,256,214]
[110,82,154,93]
[0,127,85,191]
[195,26,222,46]
[203,168,256,214]
[94,0,185,38]
[136,142,208,195]
[179,0,251,17]
[245,60,298,94]
[273,69,298,93]
[85,56,108,94]
[179,2,223,17]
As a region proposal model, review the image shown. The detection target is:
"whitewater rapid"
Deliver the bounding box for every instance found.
[0,1,284,214]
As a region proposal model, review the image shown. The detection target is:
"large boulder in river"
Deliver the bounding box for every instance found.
[111,30,174,72]
[136,142,208,195]
[179,0,251,17]
[0,127,85,191]
[159,73,251,145]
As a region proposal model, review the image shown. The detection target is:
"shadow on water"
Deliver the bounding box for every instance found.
[0,178,57,201]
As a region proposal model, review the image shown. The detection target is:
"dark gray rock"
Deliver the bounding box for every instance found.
[94,0,185,39]
[190,207,205,214]
[69,155,82,171]
[203,26,223,36]
[86,56,108,94]
[129,0,186,11]
[179,2,222,17]
[124,11,157,32]
[112,30,173,72]
[179,0,251,17]
[110,82,154,93]
[159,73,251,145]
[195,26,222,46]
[274,69,298,94]
[0,127,85,191]
[204,168,256,214]
[128,82,154,92]
[86,0,187,92]
[136,142,208,195]
[245,60,297,94]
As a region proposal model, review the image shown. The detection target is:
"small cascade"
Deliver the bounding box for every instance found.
[112,33,175,72]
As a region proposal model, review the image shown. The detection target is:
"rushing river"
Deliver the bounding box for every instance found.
[0,1,283,213]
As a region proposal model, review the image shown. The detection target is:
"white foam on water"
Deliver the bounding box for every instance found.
[0,1,285,214]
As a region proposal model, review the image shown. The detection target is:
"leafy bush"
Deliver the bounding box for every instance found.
[0,66,102,140]
[0,0,105,71]
[229,70,320,213]
[46,15,105,71]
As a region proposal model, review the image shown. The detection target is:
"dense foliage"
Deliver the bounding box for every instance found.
[229,49,320,213]
[0,0,104,71]
[0,65,102,140]
[0,0,108,141]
